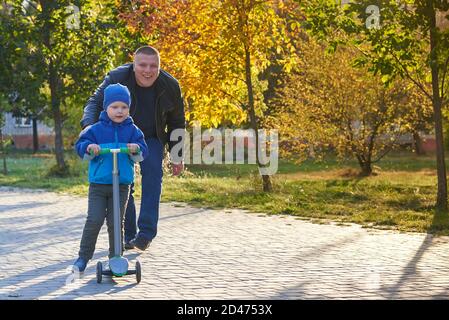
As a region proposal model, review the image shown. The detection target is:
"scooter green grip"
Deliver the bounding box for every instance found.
[120,146,140,154]
[99,148,111,155]
[89,148,109,156]
[89,148,110,156]
[89,147,139,156]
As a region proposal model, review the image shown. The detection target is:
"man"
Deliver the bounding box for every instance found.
[81,46,185,251]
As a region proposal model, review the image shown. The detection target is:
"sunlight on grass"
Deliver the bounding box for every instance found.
[1,151,449,235]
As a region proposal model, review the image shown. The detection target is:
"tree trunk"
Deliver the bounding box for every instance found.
[412,131,426,155]
[0,127,7,175]
[32,117,39,153]
[262,174,272,191]
[429,1,448,211]
[356,155,372,176]
[40,0,66,173]
[360,161,372,176]
[244,45,272,192]
[49,69,66,171]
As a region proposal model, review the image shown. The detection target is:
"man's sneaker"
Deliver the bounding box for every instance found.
[124,241,135,250]
[72,257,88,273]
[129,236,151,251]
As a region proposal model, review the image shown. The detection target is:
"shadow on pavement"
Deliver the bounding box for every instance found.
[269,232,365,299]
[0,201,54,213]
[380,234,434,299]
[160,208,208,221]
[0,250,107,299]
[0,215,85,254]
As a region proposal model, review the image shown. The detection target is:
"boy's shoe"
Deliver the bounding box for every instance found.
[72,257,88,273]
[129,236,151,251]
[124,241,135,250]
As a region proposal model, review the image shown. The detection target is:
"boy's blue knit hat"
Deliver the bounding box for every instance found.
[103,83,131,110]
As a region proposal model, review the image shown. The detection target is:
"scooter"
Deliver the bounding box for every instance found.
[92,147,141,284]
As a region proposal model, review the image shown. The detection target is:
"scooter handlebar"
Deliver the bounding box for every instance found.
[89,146,140,156]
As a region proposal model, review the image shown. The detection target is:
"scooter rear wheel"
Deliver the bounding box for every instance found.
[96,261,103,283]
[135,261,141,284]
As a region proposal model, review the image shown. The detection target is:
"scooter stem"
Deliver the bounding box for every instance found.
[112,151,122,257]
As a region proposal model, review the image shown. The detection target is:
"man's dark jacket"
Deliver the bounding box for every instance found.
[81,63,185,157]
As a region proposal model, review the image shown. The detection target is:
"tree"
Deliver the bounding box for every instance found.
[0,0,127,174]
[121,0,299,191]
[301,0,449,210]
[0,93,10,175]
[271,41,429,175]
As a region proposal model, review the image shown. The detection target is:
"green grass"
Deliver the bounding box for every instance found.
[0,151,89,195]
[1,150,449,235]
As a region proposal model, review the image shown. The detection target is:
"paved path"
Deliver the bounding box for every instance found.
[1,186,449,300]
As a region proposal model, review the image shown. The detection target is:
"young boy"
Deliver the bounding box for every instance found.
[73,83,148,272]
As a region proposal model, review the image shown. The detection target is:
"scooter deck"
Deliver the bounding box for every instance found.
[101,269,138,277]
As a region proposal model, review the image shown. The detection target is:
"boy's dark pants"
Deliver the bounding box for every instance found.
[79,183,131,261]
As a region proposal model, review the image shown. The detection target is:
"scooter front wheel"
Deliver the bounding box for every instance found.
[97,261,103,283]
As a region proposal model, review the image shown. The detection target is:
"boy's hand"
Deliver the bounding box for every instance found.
[87,144,100,156]
[127,143,140,154]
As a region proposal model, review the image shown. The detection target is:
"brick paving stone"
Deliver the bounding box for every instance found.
[1,186,449,300]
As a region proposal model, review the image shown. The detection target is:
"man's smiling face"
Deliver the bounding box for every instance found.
[133,53,160,87]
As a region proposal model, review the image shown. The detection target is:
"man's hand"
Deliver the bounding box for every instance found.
[172,162,184,176]
[87,144,100,156]
[127,143,140,154]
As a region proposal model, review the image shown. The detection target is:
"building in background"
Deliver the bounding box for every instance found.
[1,112,54,149]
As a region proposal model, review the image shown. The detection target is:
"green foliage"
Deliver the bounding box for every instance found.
[0,0,131,145]
[299,0,449,209]
[271,40,432,174]
[301,0,449,100]
[120,0,300,128]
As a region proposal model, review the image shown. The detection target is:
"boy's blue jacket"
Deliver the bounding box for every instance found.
[75,111,149,185]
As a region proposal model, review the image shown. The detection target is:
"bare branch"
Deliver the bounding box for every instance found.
[388,49,433,101]
[216,87,246,108]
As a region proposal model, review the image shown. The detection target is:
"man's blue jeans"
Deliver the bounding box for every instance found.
[124,137,164,243]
